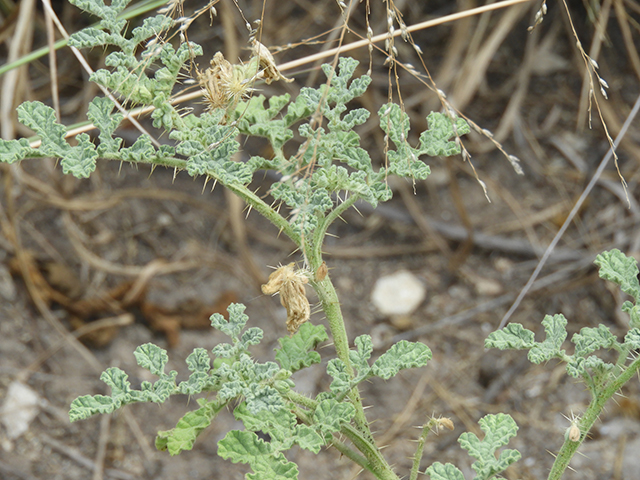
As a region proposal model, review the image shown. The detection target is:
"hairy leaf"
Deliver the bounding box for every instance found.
[572,325,617,357]
[425,462,465,480]
[326,359,351,395]
[0,138,44,164]
[156,399,225,455]
[624,328,640,349]
[86,97,123,155]
[218,430,299,480]
[528,314,567,364]
[17,101,69,157]
[61,133,98,178]
[210,303,250,340]
[350,335,373,374]
[595,249,640,301]
[485,323,536,350]
[275,322,328,372]
[458,413,520,480]
[418,112,470,157]
[312,398,356,435]
[134,343,169,376]
[371,341,432,379]
[69,395,118,422]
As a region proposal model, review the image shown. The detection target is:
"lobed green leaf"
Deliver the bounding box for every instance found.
[133,343,168,376]
[210,303,250,340]
[218,430,299,480]
[371,340,432,380]
[527,314,567,364]
[156,399,225,455]
[69,394,118,422]
[17,101,69,157]
[458,413,520,480]
[485,323,536,350]
[425,462,466,480]
[624,328,640,349]
[275,322,328,373]
[86,97,123,156]
[60,133,98,179]
[0,138,44,164]
[326,359,351,395]
[312,398,356,435]
[595,249,640,301]
[418,112,470,157]
[572,325,617,357]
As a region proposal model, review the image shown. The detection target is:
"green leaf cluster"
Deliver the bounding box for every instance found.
[326,334,432,397]
[486,249,640,394]
[426,414,520,480]
[69,299,438,479]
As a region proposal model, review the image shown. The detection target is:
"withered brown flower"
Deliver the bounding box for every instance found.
[262,263,310,334]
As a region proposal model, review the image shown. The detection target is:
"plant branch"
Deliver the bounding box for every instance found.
[341,424,399,480]
[311,193,360,265]
[548,355,640,480]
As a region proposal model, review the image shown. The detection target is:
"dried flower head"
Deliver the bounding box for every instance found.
[197,52,254,110]
[197,42,292,111]
[262,263,310,334]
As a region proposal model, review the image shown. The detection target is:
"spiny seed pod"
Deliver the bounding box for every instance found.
[437,418,454,431]
[262,263,310,334]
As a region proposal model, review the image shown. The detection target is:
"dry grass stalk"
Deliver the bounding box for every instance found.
[262,263,310,334]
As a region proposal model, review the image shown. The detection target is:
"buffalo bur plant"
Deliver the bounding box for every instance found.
[1,1,638,479]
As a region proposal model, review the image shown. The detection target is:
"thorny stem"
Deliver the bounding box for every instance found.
[547,355,640,480]
[287,385,398,479]
[341,424,399,480]
[409,420,436,480]
[288,401,371,474]
[312,273,398,480]
[197,174,300,244]
[311,193,360,263]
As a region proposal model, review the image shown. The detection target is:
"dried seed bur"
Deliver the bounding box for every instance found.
[262,263,310,334]
[251,39,293,85]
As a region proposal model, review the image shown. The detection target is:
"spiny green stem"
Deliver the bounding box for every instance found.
[224,182,300,243]
[288,402,370,473]
[311,193,360,262]
[547,355,640,480]
[410,419,438,480]
[285,390,318,410]
[341,424,399,480]
[104,154,188,170]
[328,436,371,474]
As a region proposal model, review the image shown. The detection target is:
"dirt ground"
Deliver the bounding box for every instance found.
[1,1,640,479]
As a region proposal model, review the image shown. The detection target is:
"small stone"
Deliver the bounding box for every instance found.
[371,270,426,317]
[473,276,503,296]
[1,382,41,440]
